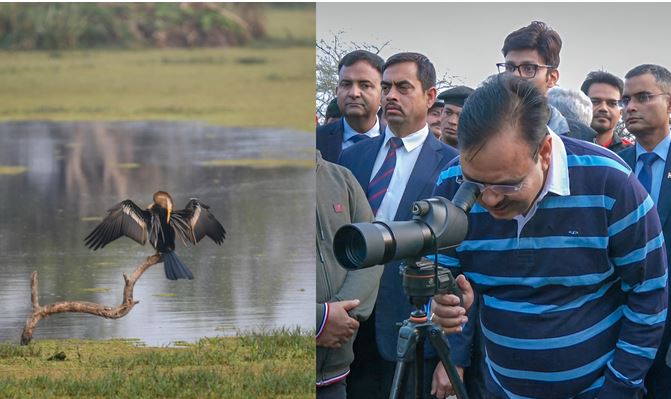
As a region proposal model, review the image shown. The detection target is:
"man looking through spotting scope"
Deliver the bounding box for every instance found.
[339,52,458,399]
[430,74,667,398]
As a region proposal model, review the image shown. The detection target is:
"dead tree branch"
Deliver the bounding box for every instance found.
[20,254,162,345]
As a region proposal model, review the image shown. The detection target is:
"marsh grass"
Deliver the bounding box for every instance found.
[0,5,315,132]
[0,46,315,132]
[0,328,314,398]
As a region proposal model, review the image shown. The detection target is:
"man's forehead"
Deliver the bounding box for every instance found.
[443,104,463,112]
[339,61,381,79]
[588,83,621,99]
[382,62,418,79]
[505,49,543,64]
[624,73,658,93]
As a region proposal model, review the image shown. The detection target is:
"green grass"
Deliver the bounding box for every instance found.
[0,46,315,132]
[0,6,316,132]
[0,328,315,398]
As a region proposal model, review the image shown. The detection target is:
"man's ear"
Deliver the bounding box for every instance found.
[539,134,553,170]
[546,69,559,89]
[426,87,437,107]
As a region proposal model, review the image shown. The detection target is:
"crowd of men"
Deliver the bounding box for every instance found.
[316,20,671,399]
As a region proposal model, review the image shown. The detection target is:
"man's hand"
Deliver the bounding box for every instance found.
[431,362,464,399]
[432,275,474,334]
[316,299,361,348]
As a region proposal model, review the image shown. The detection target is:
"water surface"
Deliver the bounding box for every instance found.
[0,121,314,346]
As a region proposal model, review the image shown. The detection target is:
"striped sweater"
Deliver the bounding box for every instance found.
[432,135,668,398]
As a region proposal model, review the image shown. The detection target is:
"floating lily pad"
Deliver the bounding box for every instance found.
[199,159,313,169]
[0,166,27,175]
[81,216,104,222]
[153,293,177,297]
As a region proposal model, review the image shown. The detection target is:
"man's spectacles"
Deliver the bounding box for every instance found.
[455,175,524,195]
[496,63,554,79]
[455,137,545,195]
[618,92,670,108]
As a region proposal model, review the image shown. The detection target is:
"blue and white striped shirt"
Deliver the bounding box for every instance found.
[433,134,668,398]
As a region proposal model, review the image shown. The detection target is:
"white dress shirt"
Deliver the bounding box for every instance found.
[342,117,381,150]
[370,125,429,222]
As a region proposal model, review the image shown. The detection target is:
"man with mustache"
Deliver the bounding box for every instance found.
[317,50,385,163]
[427,100,444,139]
[617,64,671,399]
[431,74,667,398]
[437,85,474,148]
[339,52,458,399]
[581,70,632,152]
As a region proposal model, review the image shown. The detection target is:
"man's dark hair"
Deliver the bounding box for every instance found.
[502,21,562,68]
[337,50,384,76]
[625,64,671,93]
[383,52,436,91]
[580,71,624,96]
[459,74,549,158]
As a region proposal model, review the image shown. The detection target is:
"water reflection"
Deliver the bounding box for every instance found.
[0,121,315,346]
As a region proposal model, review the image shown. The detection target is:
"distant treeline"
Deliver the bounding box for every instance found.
[0,3,275,50]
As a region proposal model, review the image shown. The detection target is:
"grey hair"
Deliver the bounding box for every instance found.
[547,87,593,125]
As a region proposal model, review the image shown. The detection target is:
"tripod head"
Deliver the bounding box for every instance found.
[400,256,463,310]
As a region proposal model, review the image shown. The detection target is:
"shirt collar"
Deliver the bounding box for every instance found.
[544,128,571,197]
[342,117,380,142]
[384,124,429,152]
[635,130,671,162]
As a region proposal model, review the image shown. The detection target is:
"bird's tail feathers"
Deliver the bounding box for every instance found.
[163,251,194,280]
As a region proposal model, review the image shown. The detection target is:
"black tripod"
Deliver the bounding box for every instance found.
[389,260,470,399]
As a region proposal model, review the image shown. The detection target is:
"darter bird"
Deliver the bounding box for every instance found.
[84,191,226,280]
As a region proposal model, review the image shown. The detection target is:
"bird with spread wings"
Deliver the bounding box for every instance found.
[85,191,226,280]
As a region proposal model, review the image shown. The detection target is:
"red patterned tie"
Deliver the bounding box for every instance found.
[367,137,404,215]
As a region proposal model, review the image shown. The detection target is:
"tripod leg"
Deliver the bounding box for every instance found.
[428,326,470,399]
[415,336,424,399]
[389,360,407,399]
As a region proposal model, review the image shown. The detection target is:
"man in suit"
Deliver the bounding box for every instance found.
[617,64,671,399]
[317,50,385,163]
[340,52,458,399]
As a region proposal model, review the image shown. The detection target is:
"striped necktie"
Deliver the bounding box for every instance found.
[638,152,659,194]
[368,137,404,215]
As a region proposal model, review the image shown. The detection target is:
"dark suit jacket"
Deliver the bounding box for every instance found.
[316,118,385,163]
[339,132,459,361]
[619,145,671,393]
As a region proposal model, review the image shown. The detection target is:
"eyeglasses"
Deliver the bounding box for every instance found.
[455,175,524,194]
[496,63,554,78]
[456,137,545,195]
[618,92,670,108]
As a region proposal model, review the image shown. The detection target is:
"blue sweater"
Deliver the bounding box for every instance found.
[432,136,668,399]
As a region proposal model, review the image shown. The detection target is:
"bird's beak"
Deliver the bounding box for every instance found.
[167,205,172,224]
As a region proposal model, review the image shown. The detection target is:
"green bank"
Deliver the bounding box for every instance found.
[0,328,314,398]
[0,6,315,132]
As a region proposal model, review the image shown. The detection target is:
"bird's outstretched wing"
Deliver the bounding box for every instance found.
[84,200,152,250]
[172,199,226,246]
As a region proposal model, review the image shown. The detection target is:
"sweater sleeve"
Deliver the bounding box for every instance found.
[332,171,383,321]
[433,162,475,367]
[598,172,668,398]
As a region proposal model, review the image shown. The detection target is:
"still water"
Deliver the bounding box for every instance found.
[0,121,314,346]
